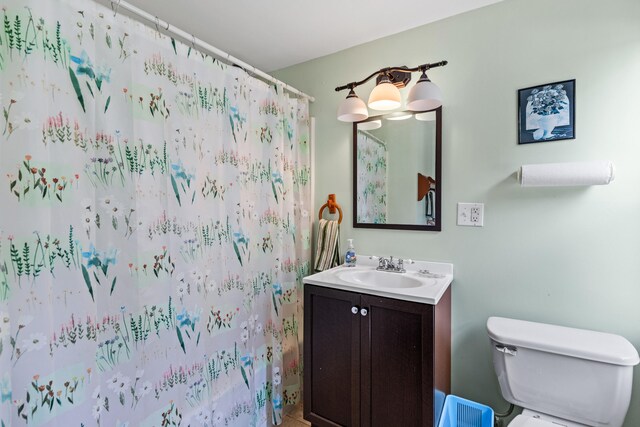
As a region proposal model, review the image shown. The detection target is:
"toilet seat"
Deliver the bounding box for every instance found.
[509,412,586,427]
[509,415,557,427]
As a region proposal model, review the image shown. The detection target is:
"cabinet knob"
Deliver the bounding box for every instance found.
[351,306,359,314]
[360,308,368,316]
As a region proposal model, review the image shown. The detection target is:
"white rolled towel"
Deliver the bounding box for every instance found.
[519,161,615,187]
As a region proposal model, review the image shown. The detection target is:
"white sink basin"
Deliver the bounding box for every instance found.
[337,269,428,289]
[303,256,453,305]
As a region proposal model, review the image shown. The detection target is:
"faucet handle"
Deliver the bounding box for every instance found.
[397,258,412,273]
[372,256,389,269]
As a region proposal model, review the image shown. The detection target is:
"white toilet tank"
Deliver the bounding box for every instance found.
[487,317,639,427]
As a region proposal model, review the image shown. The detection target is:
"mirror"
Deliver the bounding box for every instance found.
[353,107,441,231]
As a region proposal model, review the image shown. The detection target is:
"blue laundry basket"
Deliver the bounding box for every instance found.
[434,389,446,426]
[437,395,494,427]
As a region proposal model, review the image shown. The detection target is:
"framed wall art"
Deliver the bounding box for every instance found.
[518,79,575,144]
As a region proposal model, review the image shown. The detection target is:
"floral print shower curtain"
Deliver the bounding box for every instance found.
[0,0,311,425]
[356,131,387,224]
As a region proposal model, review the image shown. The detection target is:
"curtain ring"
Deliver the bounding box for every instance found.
[154,16,160,32]
[111,0,121,17]
[191,34,196,49]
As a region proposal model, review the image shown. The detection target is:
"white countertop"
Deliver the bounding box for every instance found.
[303,256,453,305]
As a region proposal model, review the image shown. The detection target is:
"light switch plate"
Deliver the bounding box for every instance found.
[457,203,484,227]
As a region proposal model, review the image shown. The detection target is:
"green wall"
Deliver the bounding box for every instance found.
[275,0,640,424]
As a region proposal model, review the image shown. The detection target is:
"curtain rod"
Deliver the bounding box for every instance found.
[358,129,387,148]
[107,0,315,102]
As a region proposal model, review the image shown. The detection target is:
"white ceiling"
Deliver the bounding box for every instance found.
[108,0,504,72]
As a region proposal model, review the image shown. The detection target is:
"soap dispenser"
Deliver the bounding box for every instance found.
[345,239,356,267]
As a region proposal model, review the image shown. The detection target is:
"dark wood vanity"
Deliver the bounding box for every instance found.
[303,284,451,427]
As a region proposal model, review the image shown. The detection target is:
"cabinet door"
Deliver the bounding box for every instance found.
[304,285,361,427]
[360,295,434,427]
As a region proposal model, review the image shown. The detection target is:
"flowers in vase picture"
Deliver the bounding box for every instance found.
[518,79,575,144]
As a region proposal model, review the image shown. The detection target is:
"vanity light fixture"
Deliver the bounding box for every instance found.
[336,60,448,122]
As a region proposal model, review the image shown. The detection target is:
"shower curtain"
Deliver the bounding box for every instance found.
[356,131,387,224]
[0,0,311,425]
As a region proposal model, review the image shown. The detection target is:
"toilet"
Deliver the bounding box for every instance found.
[487,316,639,427]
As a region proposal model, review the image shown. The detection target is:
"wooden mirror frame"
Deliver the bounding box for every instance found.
[352,106,442,231]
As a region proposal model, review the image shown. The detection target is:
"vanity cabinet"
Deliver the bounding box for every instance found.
[303,284,451,427]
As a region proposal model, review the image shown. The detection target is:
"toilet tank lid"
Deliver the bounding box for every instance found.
[487,317,640,366]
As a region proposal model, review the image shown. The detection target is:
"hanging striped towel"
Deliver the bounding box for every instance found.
[314,219,341,271]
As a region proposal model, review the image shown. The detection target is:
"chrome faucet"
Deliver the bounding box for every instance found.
[371,256,412,273]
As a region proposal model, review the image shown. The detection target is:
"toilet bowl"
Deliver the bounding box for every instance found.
[487,317,639,427]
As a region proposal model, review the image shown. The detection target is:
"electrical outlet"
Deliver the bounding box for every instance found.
[470,205,482,224]
[457,203,484,227]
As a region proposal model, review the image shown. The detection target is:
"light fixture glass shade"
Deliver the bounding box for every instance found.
[368,76,401,111]
[385,112,412,121]
[407,73,442,111]
[415,111,436,121]
[358,120,382,130]
[337,89,369,122]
